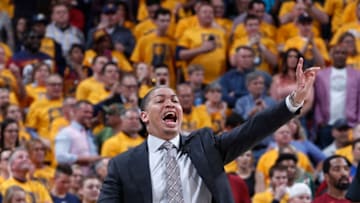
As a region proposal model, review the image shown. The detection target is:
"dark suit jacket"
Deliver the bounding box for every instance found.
[98,101,296,203]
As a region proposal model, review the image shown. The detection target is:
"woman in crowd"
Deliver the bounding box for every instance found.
[0,119,20,151]
[236,150,265,197]
[3,104,30,143]
[3,185,26,203]
[270,48,314,116]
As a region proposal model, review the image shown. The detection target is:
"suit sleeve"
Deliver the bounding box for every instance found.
[217,100,295,164]
[98,158,124,203]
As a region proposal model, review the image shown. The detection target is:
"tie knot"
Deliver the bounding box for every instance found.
[162,141,174,151]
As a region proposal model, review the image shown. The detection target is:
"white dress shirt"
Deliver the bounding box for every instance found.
[148,135,212,203]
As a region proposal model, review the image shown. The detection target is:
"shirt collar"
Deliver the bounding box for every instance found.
[70,121,85,131]
[147,134,180,153]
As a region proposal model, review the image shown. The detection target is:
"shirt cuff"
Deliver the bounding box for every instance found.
[285,95,304,113]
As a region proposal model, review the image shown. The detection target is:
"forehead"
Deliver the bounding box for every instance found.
[84,178,100,186]
[150,87,177,99]
[329,157,348,168]
[273,170,287,176]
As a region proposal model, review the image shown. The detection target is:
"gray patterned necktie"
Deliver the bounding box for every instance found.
[162,141,185,203]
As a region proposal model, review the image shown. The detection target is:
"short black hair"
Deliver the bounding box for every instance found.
[269,164,288,178]
[248,0,265,10]
[140,86,162,111]
[322,155,351,174]
[235,45,255,55]
[146,0,160,6]
[55,164,73,177]
[154,8,171,20]
[101,61,119,74]
[275,153,298,165]
[244,14,260,24]
[225,112,244,129]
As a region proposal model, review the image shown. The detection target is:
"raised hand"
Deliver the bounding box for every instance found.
[293,57,320,104]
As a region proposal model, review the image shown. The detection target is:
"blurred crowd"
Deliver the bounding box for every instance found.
[0,0,359,202]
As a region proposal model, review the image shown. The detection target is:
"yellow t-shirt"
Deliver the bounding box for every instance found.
[178,26,227,84]
[215,18,233,37]
[131,32,177,87]
[137,0,188,22]
[1,177,53,203]
[335,145,353,163]
[101,131,144,157]
[82,49,132,72]
[40,38,56,59]
[182,106,212,134]
[25,98,63,140]
[233,22,276,41]
[175,16,199,39]
[0,0,14,18]
[0,42,12,62]
[133,18,176,40]
[25,84,47,104]
[253,189,288,203]
[276,22,320,46]
[278,1,324,30]
[33,166,56,188]
[347,54,360,69]
[87,86,111,104]
[324,0,349,32]
[138,84,153,99]
[196,104,226,134]
[329,22,360,51]
[19,121,31,142]
[284,36,330,63]
[230,36,277,74]
[256,148,314,185]
[75,76,104,101]
[342,1,358,24]
[49,116,70,141]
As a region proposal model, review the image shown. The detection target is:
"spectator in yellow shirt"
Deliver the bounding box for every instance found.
[212,0,233,36]
[88,62,120,104]
[26,74,64,141]
[256,124,314,186]
[26,138,55,188]
[178,2,227,84]
[131,8,177,87]
[101,106,144,157]
[230,14,277,74]
[276,1,320,51]
[83,29,132,72]
[336,123,360,163]
[337,32,360,69]
[330,6,360,56]
[134,0,176,40]
[177,83,212,135]
[232,0,276,40]
[25,62,50,105]
[1,147,53,203]
[284,13,329,68]
[198,82,228,134]
[253,165,289,203]
[76,55,109,101]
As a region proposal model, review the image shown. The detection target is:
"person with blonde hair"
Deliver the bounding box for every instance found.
[3,186,26,203]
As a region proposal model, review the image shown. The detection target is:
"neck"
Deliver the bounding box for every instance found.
[238,165,251,174]
[333,65,345,69]
[252,93,261,99]
[12,172,27,182]
[288,69,296,79]
[4,141,14,149]
[156,29,166,36]
[55,22,69,29]
[93,74,101,81]
[51,188,67,198]
[327,186,347,199]
[113,125,122,133]
[335,141,346,149]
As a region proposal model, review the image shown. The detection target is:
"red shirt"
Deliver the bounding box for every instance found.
[312,193,351,203]
[227,174,251,203]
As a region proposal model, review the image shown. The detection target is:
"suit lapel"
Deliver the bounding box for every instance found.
[129,141,152,203]
[180,134,216,195]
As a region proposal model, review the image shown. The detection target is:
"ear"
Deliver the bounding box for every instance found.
[140,111,149,124]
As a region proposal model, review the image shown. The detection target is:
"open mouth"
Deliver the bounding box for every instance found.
[162,111,177,126]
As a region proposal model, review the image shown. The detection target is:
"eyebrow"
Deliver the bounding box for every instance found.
[151,94,178,99]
